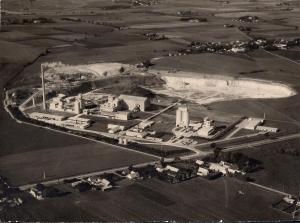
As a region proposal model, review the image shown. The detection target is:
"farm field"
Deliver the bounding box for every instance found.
[0,142,156,186]
[237,138,300,195]
[0,177,290,221]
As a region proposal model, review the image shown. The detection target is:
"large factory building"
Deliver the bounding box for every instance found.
[119,94,149,112]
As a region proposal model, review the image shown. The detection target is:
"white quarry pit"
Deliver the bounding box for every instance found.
[153,71,296,105]
[44,62,133,81]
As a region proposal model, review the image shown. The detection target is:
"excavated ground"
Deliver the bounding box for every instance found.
[150,70,296,104]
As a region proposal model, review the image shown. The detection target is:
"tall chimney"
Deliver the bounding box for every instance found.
[41,63,46,110]
[0,0,2,32]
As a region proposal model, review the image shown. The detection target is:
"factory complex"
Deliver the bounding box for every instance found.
[7,63,280,152]
[174,105,217,139]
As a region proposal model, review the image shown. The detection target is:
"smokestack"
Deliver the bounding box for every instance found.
[0,0,2,32]
[41,63,46,110]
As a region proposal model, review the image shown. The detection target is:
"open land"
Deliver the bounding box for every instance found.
[0,142,157,186]
[0,177,289,221]
[235,138,300,195]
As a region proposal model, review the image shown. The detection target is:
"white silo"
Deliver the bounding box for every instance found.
[74,100,81,114]
[176,105,189,128]
[176,108,182,127]
[181,106,189,128]
[76,94,84,109]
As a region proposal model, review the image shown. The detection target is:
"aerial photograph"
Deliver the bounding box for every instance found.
[0,0,300,221]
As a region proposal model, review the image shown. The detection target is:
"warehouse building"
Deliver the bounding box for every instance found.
[256,125,279,133]
[29,112,67,122]
[198,126,215,138]
[237,117,264,130]
[119,94,149,112]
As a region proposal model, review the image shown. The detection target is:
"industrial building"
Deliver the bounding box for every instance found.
[173,105,217,139]
[119,94,149,112]
[99,96,122,112]
[49,94,65,111]
[29,112,67,122]
[61,116,92,129]
[197,117,216,138]
[256,125,279,133]
[176,105,190,128]
[198,126,215,138]
[237,117,264,130]
[28,112,91,129]
[115,111,131,121]
[42,86,151,123]
[49,94,84,114]
[125,129,149,138]
[138,121,154,130]
[107,124,126,134]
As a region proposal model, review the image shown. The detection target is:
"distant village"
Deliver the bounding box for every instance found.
[170,37,300,57]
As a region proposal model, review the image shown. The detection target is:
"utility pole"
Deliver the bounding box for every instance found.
[41,63,47,110]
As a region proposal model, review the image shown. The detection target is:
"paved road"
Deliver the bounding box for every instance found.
[237,27,300,66]
[263,48,300,66]
[249,182,291,197]
[237,27,300,67]
[224,127,242,139]
[194,131,265,149]
[18,161,158,191]
[17,132,300,191]
[222,132,300,153]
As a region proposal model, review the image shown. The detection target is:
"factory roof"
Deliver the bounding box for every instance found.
[30,112,66,119]
[198,126,215,137]
[166,165,180,173]
[57,94,67,98]
[119,94,148,102]
[139,121,154,129]
[68,116,91,122]
[116,111,131,115]
[237,118,264,130]
[177,105,188,111]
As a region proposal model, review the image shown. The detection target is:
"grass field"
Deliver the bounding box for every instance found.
[237,138,300,195]
[0,142,156,186]
[0,177,289,221]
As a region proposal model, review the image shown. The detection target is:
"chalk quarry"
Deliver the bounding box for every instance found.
[151,71,296,104]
